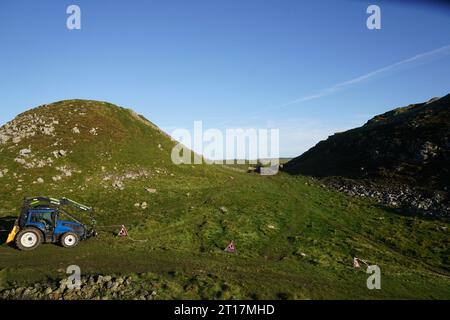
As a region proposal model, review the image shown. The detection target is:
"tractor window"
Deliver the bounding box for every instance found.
[19,207,28,226]
[30,212,55,226]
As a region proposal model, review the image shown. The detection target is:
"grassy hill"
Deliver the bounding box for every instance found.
[284,95,450,191]
[0,100,449,299]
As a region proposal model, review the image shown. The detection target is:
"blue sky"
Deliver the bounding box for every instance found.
[1,0,449,157]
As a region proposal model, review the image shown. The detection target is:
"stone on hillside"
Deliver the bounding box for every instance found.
[145,187,157,193]
[43,126,55,135]
[14,158,26,165]
[72,127,80,134]
[57,166,72,177]
[141,202,148,209]
[112,180,124,190]
[116,277,124,284]
[0,133,10,144]
[89,128,98,135]
[419,141,438,160]
[53,150,67,158]
[96,275,104,284]
[37,177,44,184]
[19,148,32,157]
[219,206,228,213]
[125,172,139,179]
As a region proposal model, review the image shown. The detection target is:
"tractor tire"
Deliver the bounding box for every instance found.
[60,232,80,248]
[15,228,43,251]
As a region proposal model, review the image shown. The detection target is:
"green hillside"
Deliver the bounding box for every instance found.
[0,100,449,299]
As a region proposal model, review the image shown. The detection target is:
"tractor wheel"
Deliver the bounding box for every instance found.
[15,228,42,251]
[60,232,79,248]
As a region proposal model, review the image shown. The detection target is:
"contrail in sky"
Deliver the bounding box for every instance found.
[279,44,450,108]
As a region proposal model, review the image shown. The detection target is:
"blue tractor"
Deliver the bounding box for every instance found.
[7,197,97,251]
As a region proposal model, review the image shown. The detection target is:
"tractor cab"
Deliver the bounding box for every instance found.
[7,197,97,251]
[21,207,57,241]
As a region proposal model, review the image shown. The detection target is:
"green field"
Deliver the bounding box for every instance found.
[0,100,449,299]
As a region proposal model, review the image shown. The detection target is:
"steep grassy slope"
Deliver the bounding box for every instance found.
[0,100,449,299]
[284,95,450,191]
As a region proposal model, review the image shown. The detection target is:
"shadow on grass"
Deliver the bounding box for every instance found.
[0,216,17,245]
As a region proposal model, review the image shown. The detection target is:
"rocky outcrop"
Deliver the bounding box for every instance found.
[0,275,158,300]
[284,94,450,192]
[0,272,243,300]
[0,111,57,145]
[106,170,151,190]
[324,177,449,218]
[284,95,450,217]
